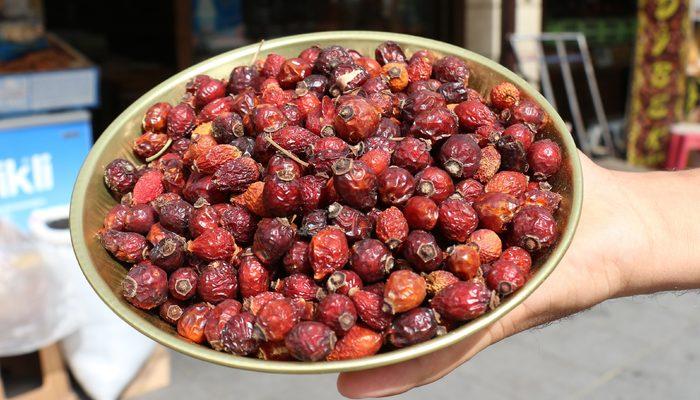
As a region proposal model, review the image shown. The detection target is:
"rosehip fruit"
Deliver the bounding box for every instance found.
[187,227,236,262]
[472,192,520,233]
[333,96,380,144]
[326,270,364,296]
[198,260,237,303]
[377,166,415,207]
[469,229,502,263]
[309,226,350,280]
[383,270,427,314]
[425,270,459,296]
[487,260,527,296]
[205,299,242,351]
[402,230,444,272]
[403,196,439,231]
[438,198,478,242]
[238,254,270,298]
[326,325,382,361]
[510,205,558,251]
[433,56,470,85]
[316,293,357,336]
[253,217,295,265]
[446,243,481,280]
[254,298,300,341]
[375,206,409,250]
[285,321,336,361]
[178,303,214,343]
[327,203,373,242]
[350,289,392,331]
[101,230,149,263]
[387,307,439,348]
[431,281,493,321]
[332,158,378,210]
[485,171,529,198]
[221,312,259,356]
[500,246,532,274]
[350,239,394,283]
[122,261,167,310]
[490,82,520,110]
[527,139,562,180]
[168,267,198,300]
[439,134,481,179]
[415,166,455,204]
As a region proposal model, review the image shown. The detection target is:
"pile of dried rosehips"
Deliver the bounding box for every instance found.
[100,40,564,362]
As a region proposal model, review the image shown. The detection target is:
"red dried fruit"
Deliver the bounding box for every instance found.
[238,254,270,298]
[285,321,336,361]
[375,206,409,250]
[262,53,286,78]
[254,298,300,341]
[104,204,128,231]
[527,139,562,180]
[228,65,259,94]
[212,156,261,193]
[469,229,502,262]
[437,81,471,103]
[198,260,237,303]
[150,235,186,271]
[485,171,528,198]
[263,171,301,217]
[253,217,295,265]
[375,41,406,65]
[407,57,432,83]
[252,104,287,133]
[194,78,226,108]
[204,299,243,351]
[356,57,382,78]
[299,209,328,238]
[407,79,441,94]
[403,196,439,231]
[500,246,532,274]
[159,299,185,325]
[425,270,459,296]
[132,170,164,205]
[168,267,198,300]
[487,260,527,296]
[307,136,350,174]
[454,100,497,131]
[283,240,311,275]
[350,289,392,331]
[297,175,326,214]
[309,226,350,280]
[409,107,458,145]
[143,102,172,132]
[496,135,529,173]
[381,62,409,92]
[434,56,470,85]
[243,291,285,316]
[299,45,322,65]
[415,167,454,204]
[401,89,446,122]
[502,123,534,151]
[431,281,493,321]
[438,198,478,242]
[193,144,241,174]
[157,198,193,235]
[446,243,481,280]
[439,134,481,179]
[122,261,167,310]
[266,154,303,179]
[276,58,312,89]
[387,307,439,348]
[333,96,380,144]
[326,270,364,296]
[490,82,520,110]
[101,229,149,263]
[327,203,373,242]
[510,205,558,251]
[359,149,391,176]
[455,179,484,203]
[177,303,213,343]
[146,223,173,245]
[350,239,394,283]
[392,137,433,174]
[510,99,546,129]
[316,293,357,336]
[314,45,353,75]
[274,273,324,301]
[331,158,378,210]
[296,74,328,98]
[402,230,444,272]
[189,204,219,238]
[522,188,562,214]
[326,325,382,361]
[383,270,426,314]
[473,192,520,233]
[377,166,415,207]
[183,134,217,166]
[104,159,137,195]
[187,227,236,262]
[473,145,501,183]
[124,204,156,234]
[231,181,267,217]
[167,103,196,138]
[221,311,259,355]
[270,125,319,157]
[329,63,370,96]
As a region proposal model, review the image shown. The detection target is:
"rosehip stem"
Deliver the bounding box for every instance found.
[145,138,173,162]
[264,135,310,168]
[250,39,265,65]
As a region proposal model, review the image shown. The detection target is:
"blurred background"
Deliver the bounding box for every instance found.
[1,1,700,399]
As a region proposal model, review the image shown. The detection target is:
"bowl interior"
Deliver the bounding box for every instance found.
[70,31,582,374]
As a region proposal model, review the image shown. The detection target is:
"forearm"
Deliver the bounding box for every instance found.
[612,167,700,296]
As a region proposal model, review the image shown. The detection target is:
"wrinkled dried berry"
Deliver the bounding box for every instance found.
[383,270,427,314]
[510,205,558,251]
[350,289,392,331]
[314,46,353,75]
[298,209,328,237]
[177,303,213,343]
[446,243,481,280]
[402,230,444,272]
[474,145,501,183]
[487,260,527,296]
[415,167,454,204]
[221,311,258,355]
[198,260,237,303]
[214,203,257,246]
[238,254,270,298]
[167,103,196,138]
[375,41,406,65]
[327,203,373,242]
[104,159,137,195]
[101,229,149,263]
[454,100,497,131]
[359,149,391,176]
[316,293,357,336]
[431,281,493,321]
[263,171,301,217]
[103,204,128,231]
[409,107,458,144]
[132,170,164,205]
[330,63,370,95]
[485,171,528,197]
[204,299,243,351]
[375,206,409,250]
[285,321,336,361]
[350,239,394,283]
[377,166,415,207]
[527,139,562,180]
[326,270,363,296]
[309,226,350,280]
[391,137,432,174]
[231,181,267,217]
[490,82,520,110]
[229,65,259,94]
[124,204,156,234]
[473,192,520,233]
[425,270,459,296]
[455,179,484,204]
[496,135,528,173]
[212,156,261,193]
[254,298,300,341]
[334,97,380,144]
[275,273,324,301]
[253,217,295,265]
[522,188,561,214]
[122,261,167,310]
[188,227,236,261]
[326,325,382,361]
[157,198,193,235]
[168,267,198,300]
[403,196,439,231]
[439,134,481,179]
[438,198,478,243]
[150,234,186,271]
[434,56,470,85]
[469,229,502,262]
[159,299,185,325]
[387,307,439,347]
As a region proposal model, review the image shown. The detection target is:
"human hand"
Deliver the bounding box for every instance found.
[337,154,700,398]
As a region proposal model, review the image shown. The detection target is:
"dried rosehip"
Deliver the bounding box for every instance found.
[510,205,558,251]
[168,267,198,300]
[383,270,426,314]
[455,178,485,203]
[220,312,259,355]
[194,78,226,108]
[187,228,236,262]
[101,229,149,263]
[485,171,528,198]
[277,58,312,89]
[296,74,328,98]
[273,273,322,301]
[204,299,242,351]
[282,240,311,274]
[178,303,213,343]
[262,53,286,77]
[502,123,534,151]
[490,82,520,110]
[123,204,155,234]
[253,217,295,265]
[314,45,353,75]
[132,170,164,205]
[231,181,267,217]
[391,137,432,174]
[329,63,370,96]
[167,103,196,138]
[194,144,241,174]
[326,270,363,296]
[159,299,185,325]
[510,99,546,129]
[407,79,441,94]
[316,293,357,336]
[403,196,439,231]
[454,100,497,131]
[228,65,259,94]
[437,81,470,103]
[298,209,328,237]
[307,136,350,174]
[375,206,409,250]
[401,89,446,122]
[469,229,502,262]
[387,307,439,347]
[409,107,458,145]
[150,234,186,271]
[381,62,409,92]
[122,261,167,310]
[254,298,300,341]
[496,135,528,173]
[434,56,470,85]
[327,203,373,242]
[326,324,382,361]
[473,192,520,233]
[500,246,532,274]
[415,167,455,204]
[350,239,394,283]
[285,321,336,361]
[143,102,172,132]
[407,56,432,83]
[104,159,137,195]
[332,158,378,210]
[359,148,391,176]
[104,204,128,231]
[266,155,303,179]
[446,243,481,280]
[299,45,321,65]
[155,198,192,235]
[437,198,478,242]
[146,223,173,245]
[522,188,562,214]
[309,226,350,280]
[375,41,406,65]
[263,171,301,217]
[198,94,234,122]
[237,254,270,298]
[377,166,415,207]
[183,134,217,166]
[211,113,245,143]
[439,134,481,179]
[431,281,492,321]
[243,291,285,316]
[487,260,527,296]
[527,139,562,180]
[212,204,256,247]
[425,270,459,296]
[333,97,380,144]
[350,289,392,331]
[212,156,261,193]
[402,230,443,272]
[198,260,237,303]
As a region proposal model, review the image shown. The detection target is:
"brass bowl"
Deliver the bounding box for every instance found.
[70,31,582,374]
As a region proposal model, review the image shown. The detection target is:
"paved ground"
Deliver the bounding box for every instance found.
[137,291,700,400]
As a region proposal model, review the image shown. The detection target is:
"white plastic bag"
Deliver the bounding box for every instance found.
[28,205,156,400]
